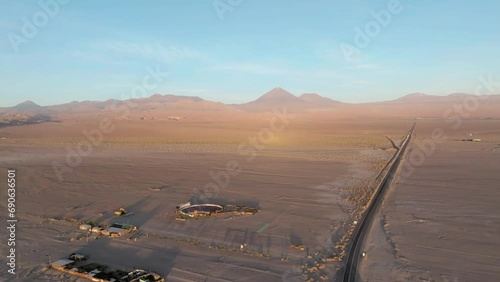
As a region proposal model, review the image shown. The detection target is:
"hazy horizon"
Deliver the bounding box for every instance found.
[2,1,499,107]
[2,86,494,108]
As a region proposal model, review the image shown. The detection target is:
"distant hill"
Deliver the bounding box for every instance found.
[12,100,43,112]
[391,92,500,104]
[46,94,228,114]
[1,90,500,128]
[236,87,307,112]
[148,94,204,103]
[299,93,342,107]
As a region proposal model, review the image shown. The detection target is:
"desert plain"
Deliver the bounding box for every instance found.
[359,120,500,282]
[0,90,499,281]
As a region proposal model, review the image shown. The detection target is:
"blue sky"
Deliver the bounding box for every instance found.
[1,0,499,106]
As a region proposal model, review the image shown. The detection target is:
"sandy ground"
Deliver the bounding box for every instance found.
[0,120,414,281]
[2,119,498,281]
[359,120,500,282]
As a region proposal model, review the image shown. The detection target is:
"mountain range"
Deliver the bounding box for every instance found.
[1,87,499,127]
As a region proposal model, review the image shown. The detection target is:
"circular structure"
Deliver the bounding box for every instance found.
[178,203,223,217]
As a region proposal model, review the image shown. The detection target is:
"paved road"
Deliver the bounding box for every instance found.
[342,123,415,282]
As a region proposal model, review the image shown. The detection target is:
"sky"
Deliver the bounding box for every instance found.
[0,0,499,107]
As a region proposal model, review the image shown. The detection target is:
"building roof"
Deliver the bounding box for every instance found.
[106,227,126,234]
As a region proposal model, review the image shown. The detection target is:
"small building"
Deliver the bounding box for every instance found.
[110,223,136,230]
[90,226,103,233]
[50,254,164,282]
[51,259,74,271]
[102,227,127,237]
[79,224,92,231]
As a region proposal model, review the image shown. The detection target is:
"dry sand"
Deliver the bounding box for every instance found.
[0,119,411,281]
[359,120,500,282]
[2,118,497,281]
